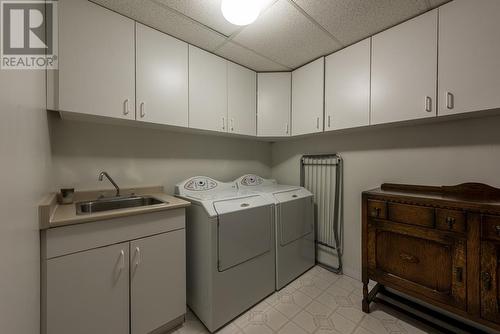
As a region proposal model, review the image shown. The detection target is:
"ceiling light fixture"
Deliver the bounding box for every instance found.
[221,0,262,26]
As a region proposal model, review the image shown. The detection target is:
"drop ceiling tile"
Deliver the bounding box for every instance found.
[154,0,239,36]
[233,0,342,69]
[292,0,430,45]
[215,42,291,71]
[90,0,226,51]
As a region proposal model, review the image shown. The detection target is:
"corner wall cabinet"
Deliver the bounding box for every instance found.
[371,9,437,125]
[325,38,370,131]
[41,210,186,334]
[291,57,324,136]
[362,183,500,333]
[227,62,257,136]
[257,73,291,137]
[438,0,500,117]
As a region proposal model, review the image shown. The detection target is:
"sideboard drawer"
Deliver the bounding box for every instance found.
[387,203,435,228]
[367,200,387,219]
[436,209,466,233]
[482,215,500,241]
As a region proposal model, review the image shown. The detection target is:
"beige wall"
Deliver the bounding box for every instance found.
[0,71,52,333]
[49,116,272,193]
[271,115,500,279]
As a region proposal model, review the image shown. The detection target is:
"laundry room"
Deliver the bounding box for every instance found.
[2,1,500,334]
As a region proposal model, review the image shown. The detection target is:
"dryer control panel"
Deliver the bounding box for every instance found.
[236,174,277,188]
[184,177,218,191]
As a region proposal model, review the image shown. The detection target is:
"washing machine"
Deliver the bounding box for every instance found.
[234,174,315,290]
[175,176,275,332]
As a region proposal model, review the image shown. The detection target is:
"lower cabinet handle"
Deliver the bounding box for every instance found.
[285,123,289,135]
[135,247,141,267]
[230,118,234,132]
[446,217,456,229]
[495,225,500,236]
[123,99,130,115]
[446,92,454,110]
[371,207,381,218]
[222,117,226,130]
[328,115,331,128]
[316,117,320,129]
[425,96,432,112]
[118,250,125,272]
[140,102,145,118]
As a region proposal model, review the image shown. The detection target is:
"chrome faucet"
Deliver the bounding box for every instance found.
[98,171,120,197]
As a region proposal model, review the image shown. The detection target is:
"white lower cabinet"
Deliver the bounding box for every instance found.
[46,242,130,334]
[42,210,186,334]
[131,230,186,334]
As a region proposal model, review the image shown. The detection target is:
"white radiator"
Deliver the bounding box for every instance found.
[301,154,343,273]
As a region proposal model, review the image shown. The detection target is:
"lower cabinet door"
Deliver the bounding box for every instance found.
[130,230,186,334]
[45,242,129,334]
[367,221,466,309]
[481,241,500,324]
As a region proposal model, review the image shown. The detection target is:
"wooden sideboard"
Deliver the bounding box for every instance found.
[362,183,500,332]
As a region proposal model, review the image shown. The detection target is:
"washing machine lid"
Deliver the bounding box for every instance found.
[213,195,271,215]
[234,174,312,201]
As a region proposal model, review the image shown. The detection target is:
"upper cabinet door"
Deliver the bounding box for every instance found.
[438,0,500,116]
[292,58,324,136]
[257,73,291,137]
[136,24,188,127]
[58,0,135,119]
[227,63,257,136]
[325,39,370,131]
[189,46,228,132]
[371,10,437,125]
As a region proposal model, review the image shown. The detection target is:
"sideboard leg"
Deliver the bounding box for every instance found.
[362,283,370,313]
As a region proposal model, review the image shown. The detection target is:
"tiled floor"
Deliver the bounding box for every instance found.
[173,266,441,334]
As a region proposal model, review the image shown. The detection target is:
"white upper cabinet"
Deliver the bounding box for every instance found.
[291,58,324,136]
[438,0,500,116]
[257,73,291,137]
[371,10,438,125]
[58,0,135,119]
[325,39,371,131]
[188,46,228,132]
[136,24,188,127]
[227,63,257,136]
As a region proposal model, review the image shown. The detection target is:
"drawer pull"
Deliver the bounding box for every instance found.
[446,217,456,229]
[454,267,463,283]
[371,207,381,218]
[496,225,500,236]
[482,272,492,291]
[399,252,419,264]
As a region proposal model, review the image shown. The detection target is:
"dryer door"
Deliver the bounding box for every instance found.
[214,198,273,272]
[275,191,314,246]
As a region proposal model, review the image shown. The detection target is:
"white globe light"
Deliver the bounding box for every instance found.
[221,0,261,26]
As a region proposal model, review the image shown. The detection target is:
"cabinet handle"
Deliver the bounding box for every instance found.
[454,267,463,283]
[316,117,320,129]
[328,115,331,128]
[371,207,381,218]
[482,272,492,291]
[221,117,226,130]
[446,217,456,230]
[285,123,289,135]
[140,102,145,118]
[123,99,130,115]
[446,92,454,110]
[134,247,141,267]
[425,96,432,112]
[230,118,234,132]
[118,250,125,272]
[495,225,500,236]
[399,252,419,264]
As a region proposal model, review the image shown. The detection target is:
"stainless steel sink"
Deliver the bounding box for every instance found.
[76,196,166,215]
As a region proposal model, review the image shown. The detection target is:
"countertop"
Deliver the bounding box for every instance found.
[39,186,190,229]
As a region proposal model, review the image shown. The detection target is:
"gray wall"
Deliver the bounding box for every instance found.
[0,72,52,333]
[271,115,500,279]
[49,116,272,193]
